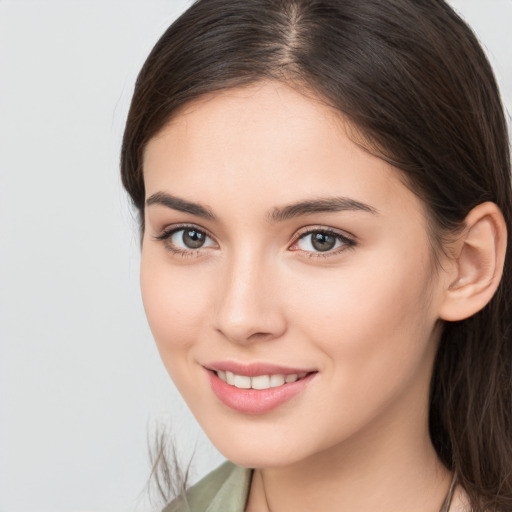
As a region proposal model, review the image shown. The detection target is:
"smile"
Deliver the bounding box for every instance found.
[206,363,317,414]
[216,370,309,390]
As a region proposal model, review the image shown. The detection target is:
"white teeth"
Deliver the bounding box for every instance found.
[216,370,309,390]
[270,374,285,387]
[251,375,270,390]
[234,375,251,389]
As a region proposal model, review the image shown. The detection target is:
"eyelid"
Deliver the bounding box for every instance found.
[153,223,218,256]
[292,224,355,240]
[154,223,215,241]
[153,223,356,259]
[289,225,357,256]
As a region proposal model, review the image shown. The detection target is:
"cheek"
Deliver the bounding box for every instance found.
[291,244,437,376]
[278,252,439,449]
[140,251,212,357]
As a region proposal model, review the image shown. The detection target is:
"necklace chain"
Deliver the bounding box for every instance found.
[258,471,457,512]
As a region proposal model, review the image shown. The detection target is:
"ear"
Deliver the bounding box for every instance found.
[439,202,507,322]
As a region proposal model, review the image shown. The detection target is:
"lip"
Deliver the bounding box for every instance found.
[206,361,316,377]
[206,363,317,414]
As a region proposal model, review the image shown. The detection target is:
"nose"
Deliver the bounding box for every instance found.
[213,250,287,345]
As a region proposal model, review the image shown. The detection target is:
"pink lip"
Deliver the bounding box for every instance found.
[206,361,316,377]
[206,365,317,415]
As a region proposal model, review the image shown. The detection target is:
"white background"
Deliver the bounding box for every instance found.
[0,1,510,511]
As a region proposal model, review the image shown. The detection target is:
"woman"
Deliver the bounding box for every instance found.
[121,1,512,510]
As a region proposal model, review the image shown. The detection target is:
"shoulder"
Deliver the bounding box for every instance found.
[162,461,253,512]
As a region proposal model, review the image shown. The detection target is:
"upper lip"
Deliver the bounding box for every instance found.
[205,361,317,377]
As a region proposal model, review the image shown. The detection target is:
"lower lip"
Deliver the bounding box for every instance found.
[208,370,316,414]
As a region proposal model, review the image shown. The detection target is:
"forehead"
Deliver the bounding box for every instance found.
[144,81,345,175]
[142,80,425,225]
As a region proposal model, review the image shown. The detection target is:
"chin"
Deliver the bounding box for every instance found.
[202,423,317,469]
[219,449,300,470]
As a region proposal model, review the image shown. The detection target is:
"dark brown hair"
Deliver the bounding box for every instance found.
[121,1,512,510]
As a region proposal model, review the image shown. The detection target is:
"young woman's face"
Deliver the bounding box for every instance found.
[141,81,449,468]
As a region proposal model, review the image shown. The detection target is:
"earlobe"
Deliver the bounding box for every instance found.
[439,202,507,322]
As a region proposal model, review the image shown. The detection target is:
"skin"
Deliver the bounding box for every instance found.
[141,81,456,511]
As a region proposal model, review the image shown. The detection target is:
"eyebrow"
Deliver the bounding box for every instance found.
[145,192,378,222]
[267,197,378,222]
[146,191,216,220]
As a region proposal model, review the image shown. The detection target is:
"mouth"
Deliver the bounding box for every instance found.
[215,370,311,390]
[205,363,317,414]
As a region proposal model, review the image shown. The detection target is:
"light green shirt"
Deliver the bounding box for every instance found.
[162,460,459,512]
[162,461,252,512]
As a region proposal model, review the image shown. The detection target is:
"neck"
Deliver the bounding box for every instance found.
[246,390,452,512]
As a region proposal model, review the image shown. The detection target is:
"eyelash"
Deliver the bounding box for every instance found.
[153,224,357,259]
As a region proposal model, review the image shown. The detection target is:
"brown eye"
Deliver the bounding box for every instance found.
[311,232,337,252]
[182,229,206,249]
[293,229,355,256]
[155,226,216,254]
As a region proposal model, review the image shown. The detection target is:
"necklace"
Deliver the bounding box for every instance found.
[439,472,458,512]
[259,471,458,512]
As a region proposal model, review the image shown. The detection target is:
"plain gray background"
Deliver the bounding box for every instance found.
[0,1,511,511]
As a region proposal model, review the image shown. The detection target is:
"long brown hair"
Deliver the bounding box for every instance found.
[121,1,512,510]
